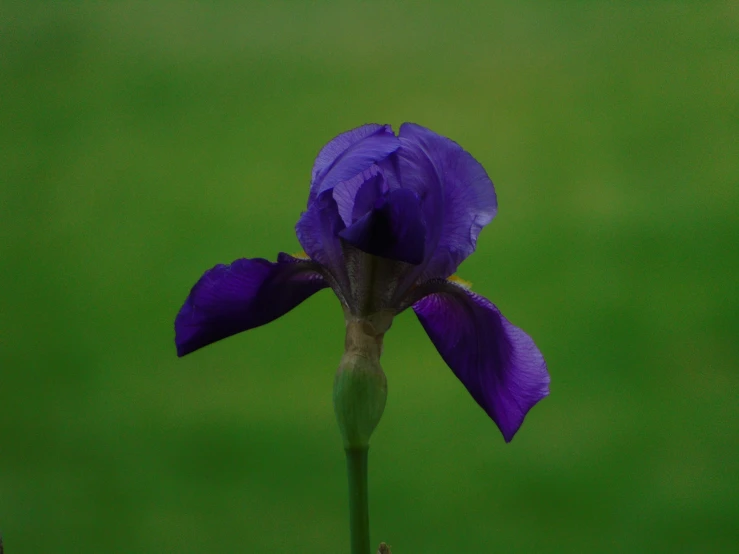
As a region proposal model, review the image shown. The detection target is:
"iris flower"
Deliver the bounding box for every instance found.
[175,123,549,441]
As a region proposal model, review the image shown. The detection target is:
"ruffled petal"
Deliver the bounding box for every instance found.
[339,188,426,265]
[413,284,549,442]
[309,124,400,204]
[175,254,328,357]
[396,123,497,279]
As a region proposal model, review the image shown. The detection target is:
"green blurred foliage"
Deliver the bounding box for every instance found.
[1,1,738,552]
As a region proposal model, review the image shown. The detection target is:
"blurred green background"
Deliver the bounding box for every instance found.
[2,1,738,552]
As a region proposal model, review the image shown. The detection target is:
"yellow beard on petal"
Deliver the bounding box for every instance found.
[448,275,473,290]
[291,250,311,260]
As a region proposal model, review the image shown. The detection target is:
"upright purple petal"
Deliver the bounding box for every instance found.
[309,124,400,204]
[295,190,349,291]
[175,254,328,357]
[332,165,387,227]
[351,167,389,223]
[339,188,426,265]
[397,123,497,279]
[413,283,549,441]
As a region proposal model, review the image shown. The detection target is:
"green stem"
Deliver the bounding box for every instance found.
[345,446,370,554]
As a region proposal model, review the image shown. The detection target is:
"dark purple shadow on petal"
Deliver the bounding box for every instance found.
[339,188,426,265]
[175,254,328,357]
[413,283,549,442]
[396,123,498,280]
[309,124,400,205]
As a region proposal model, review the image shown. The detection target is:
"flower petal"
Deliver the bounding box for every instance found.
[332,164,387,227]
[309,124,400,204]
[295,189,349,292]
[339,188,426,265]
[396,123,497,279]
[175,254,328,357]
[413,284,549,442]
[351,166,388,223]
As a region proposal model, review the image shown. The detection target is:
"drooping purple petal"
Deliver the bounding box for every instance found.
[413,283,549,441]
[396,123,497,279]
[309,124,400,204]
[175,254,328,357]
[339,188,426,265]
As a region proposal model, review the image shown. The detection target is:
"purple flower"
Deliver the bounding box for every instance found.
[175,123,549,441]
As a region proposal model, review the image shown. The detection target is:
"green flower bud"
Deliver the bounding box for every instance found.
[333,312,393,449]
